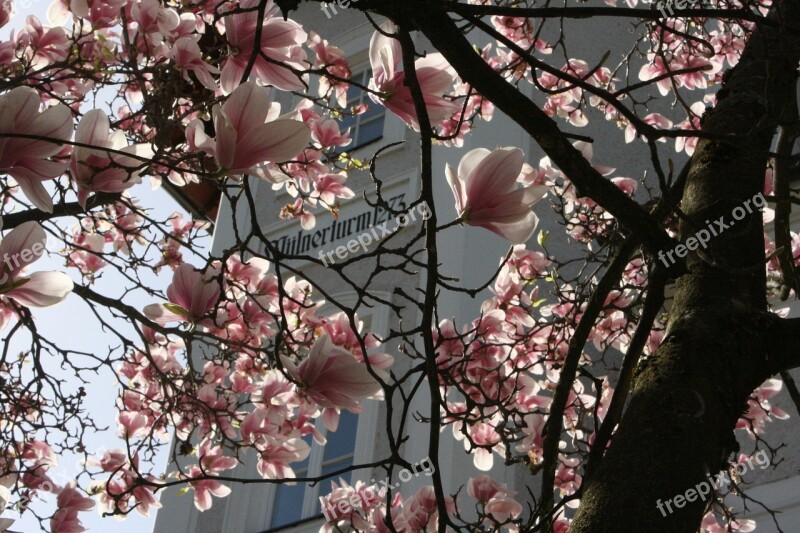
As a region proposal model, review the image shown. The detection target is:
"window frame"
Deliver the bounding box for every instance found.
[266,412,360,529]
[333,68,387,153]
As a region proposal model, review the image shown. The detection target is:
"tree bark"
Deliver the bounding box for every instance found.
[570,3,800,531]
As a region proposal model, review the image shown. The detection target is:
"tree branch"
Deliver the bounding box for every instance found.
[405,6,677,258]
[1,193,122,230]
[538,238,638,519]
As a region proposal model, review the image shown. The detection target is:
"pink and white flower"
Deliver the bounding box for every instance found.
[186,81,309,180]
[369,21,457,131]
[143,263,220,325]
[70,109,153,207]
[281,334,388,413]
[219,0,307,94]
[0,222,73,308]
[447,147,548,244]
[0,87,72,213]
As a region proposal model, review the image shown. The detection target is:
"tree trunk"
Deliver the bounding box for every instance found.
[571,4,800,531]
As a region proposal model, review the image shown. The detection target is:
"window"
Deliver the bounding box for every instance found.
[267,411,360,530]
[336,70,386,151]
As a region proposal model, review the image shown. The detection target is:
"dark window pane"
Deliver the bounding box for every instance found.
[346,83,361,102]
[356,119,384,146]
[271,474,307,528]
[359,102,384,122]
[323,411,359,460]
[340,113,358,133]
[321,457,354,479]
[331,70,386,153]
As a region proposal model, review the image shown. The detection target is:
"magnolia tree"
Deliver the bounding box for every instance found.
[0,0,799,531]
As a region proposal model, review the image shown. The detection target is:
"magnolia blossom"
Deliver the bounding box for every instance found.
[0,0,11,29]
[143,263,220,325]
[308,31,351,107]
[0,222,73,307]
[310,119,351,150]
[220,0,307,94]
[186,81,309,181]
[447,147,548,244]
[0,475,14,532]
[70,109,153,207]
[130,0,180,47]
[369,21,457,130]
[281,334,388,413]
[0,87,72,212]
[50,482,94,533]
[166,36,220,91]
[182,465,231,512]
[624,112,673,144]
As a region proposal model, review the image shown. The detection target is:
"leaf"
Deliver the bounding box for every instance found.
[537,230,550,247]
[163,302,191,319]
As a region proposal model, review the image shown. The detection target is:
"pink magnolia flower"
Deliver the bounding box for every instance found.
[0,474,15,531]
[0,222,73,307]
[15,15,69,68]
[219,0,307,94]
[166,36,220,91]
[143,263,220,325]
[612,177,638,196]
[310,119,351,150]
[70,109,152,207]
[405,486,455,531]
[308,31,351,107]
[50,482,94,533]
[67,232,106,275]
[67,0,126,28]
[701,512,756,533]
[311,173,354,206]
[0,1,11,29]
[197,439,237,475]
[116,411,150,439]
[369,21,457,131]
[485,496,523,523]
[185,81,310,181]
[281,334,385,412]
[638,55,672,96]
[280,198,315,230]
[447,147,548,244]
[468,475,507,502]
[129,0,180,47]
[185,465,231,512]
[0,87,72,213]
[255,436,311,480]
[624,112,673,144]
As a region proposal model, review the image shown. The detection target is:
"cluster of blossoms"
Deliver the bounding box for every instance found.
[0,0,790,532]
[120,254,391,514]
[317,475,531,532]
